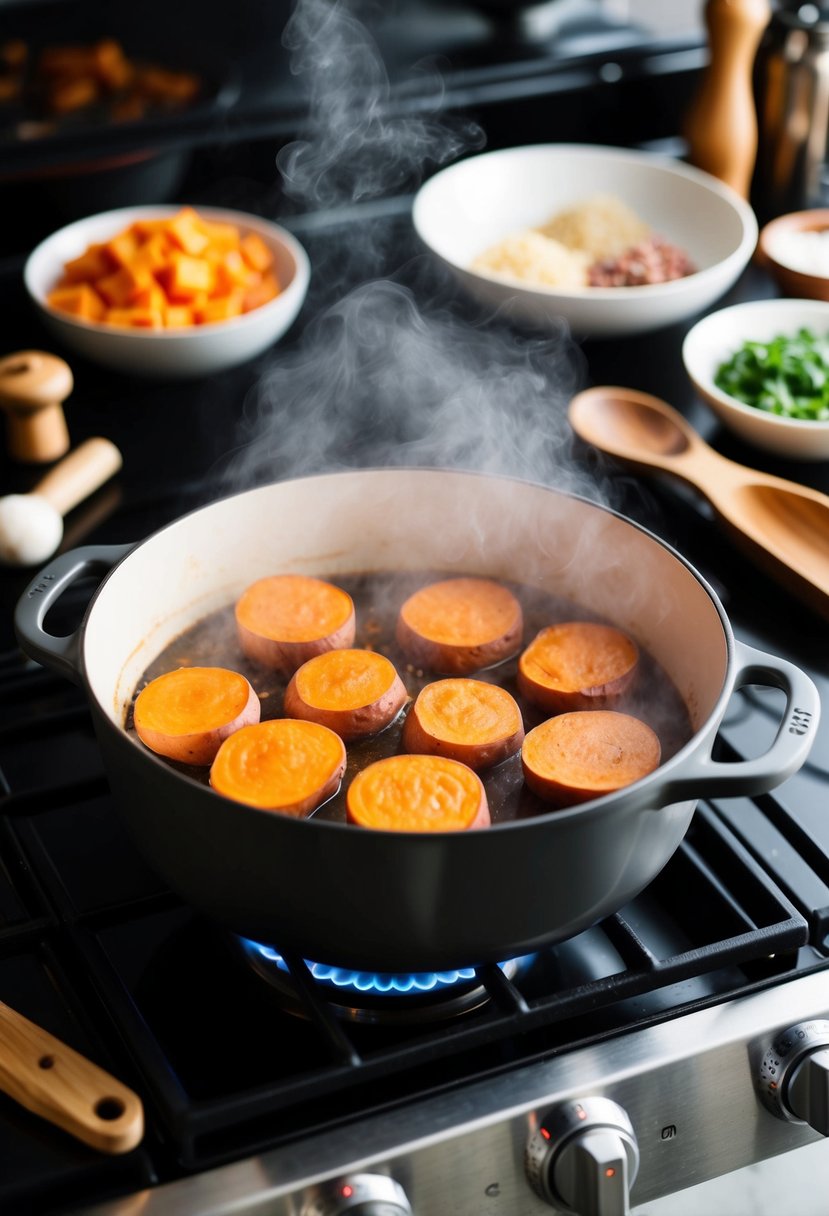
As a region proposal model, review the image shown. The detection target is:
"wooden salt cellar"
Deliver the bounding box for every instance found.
[0,350,72,464]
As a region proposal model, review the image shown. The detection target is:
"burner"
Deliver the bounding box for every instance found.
[240,939,524,1025]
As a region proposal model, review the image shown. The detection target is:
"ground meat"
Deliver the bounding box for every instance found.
[588,235,696,287]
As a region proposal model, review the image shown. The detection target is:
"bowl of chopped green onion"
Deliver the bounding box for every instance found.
[682,298,829,460]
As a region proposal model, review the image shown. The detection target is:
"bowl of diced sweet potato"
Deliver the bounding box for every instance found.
[24,204,311,377]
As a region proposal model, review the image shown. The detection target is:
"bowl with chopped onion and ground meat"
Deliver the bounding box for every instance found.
[413,143,757,339]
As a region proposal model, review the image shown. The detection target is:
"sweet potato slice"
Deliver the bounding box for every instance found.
[402,678,524,770]
[133,666,260,766]
[396,577,523,674]
[284,648,408,740]
[518,621,639,713]
[236,574,356,675]
[521,710,661,806]
[210,718,346,815]
[347,754,490,832]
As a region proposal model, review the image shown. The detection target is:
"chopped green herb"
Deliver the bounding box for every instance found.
[714,327,829,421]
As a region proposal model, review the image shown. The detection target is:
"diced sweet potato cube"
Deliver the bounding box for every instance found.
[96,264,154,308]
[239,233,274,273]
[134,66,199,104]
[62,243,113,283]
[131,218,170,239]
[199,219,241,250]
[90,39,131,90]
[242,272,281,313]
[165,207,210,256]
[47,283,106,322]
[163,304,194,328]
[194,292,244,324]
[0,77,22,103]
[132,280,168,312]
[1,39,28,70]
[105,229,141,268]
[48,75,100,115]
[210,249,256,295]
[158,253,215,300]
[130,232,172,273]
[38,46,92,76]
[103,307,164,329]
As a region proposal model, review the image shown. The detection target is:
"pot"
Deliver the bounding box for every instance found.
[14,469,820,971]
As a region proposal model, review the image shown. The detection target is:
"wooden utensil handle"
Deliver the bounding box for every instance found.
[34,437,123,517]
[0,1001,144,1154]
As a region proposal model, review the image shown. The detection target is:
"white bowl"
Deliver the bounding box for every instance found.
[412,143,758,339]
[682,298,829,462]
[24,205,311,378]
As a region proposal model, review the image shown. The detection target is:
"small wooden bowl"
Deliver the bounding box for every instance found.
[757,209,829,302]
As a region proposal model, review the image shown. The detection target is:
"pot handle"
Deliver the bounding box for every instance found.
[660,640,820,802]
[14,543,134,687]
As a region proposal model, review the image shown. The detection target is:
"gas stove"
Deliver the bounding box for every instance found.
[1,2,829,1213]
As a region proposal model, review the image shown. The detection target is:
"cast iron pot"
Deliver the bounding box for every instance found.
[15,469,820,971]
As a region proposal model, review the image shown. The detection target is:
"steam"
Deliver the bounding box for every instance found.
[225,0,595,500]
[277,0,483,208]
[227,279,587,487]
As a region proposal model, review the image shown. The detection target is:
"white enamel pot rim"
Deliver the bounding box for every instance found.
[15,466,819,831]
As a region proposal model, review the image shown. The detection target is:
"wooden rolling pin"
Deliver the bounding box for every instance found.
[0,1000,144,1154]
[684,0,772,199]
[0,351,73,464]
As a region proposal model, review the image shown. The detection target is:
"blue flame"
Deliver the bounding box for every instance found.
[244,939,496,996]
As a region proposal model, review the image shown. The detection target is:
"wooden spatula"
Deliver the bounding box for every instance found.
[0,1000,144,1154]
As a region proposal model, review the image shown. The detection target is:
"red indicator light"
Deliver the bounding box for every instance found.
[576,1107,587,1121]
[605,1168,616,1179]
[341,1185,354,1198]
[770,1082,778,1090]
[541,1127,551,1141]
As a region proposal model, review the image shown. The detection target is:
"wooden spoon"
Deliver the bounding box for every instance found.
[0,1000,144,1154]
[568,385,829,619]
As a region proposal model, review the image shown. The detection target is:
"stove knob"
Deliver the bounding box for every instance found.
[757,1020,829,1135]
[302,1173,412,1216]
[525,1096,639,1215]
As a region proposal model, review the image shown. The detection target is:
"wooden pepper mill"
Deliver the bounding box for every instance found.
[684,0,772,199]
[0,350,72,465]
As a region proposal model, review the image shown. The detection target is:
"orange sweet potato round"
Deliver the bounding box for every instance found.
[347,753,490,832]
[396,577,523,674]
[402,678,524,770]
[283,648,408,740]
[133,665,260,766]
[517,621,639,714]
[521,710,661,806]
[235,574,356,676]
[210,718,346,815]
